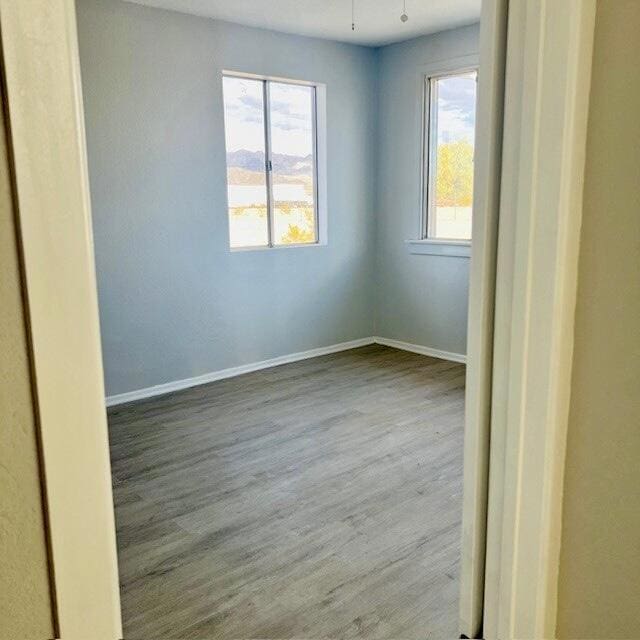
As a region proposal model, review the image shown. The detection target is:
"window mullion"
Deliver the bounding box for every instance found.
[262,80,275,247]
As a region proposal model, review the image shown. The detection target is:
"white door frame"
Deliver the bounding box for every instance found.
[479,0,596,638]
[0,1,122,638]
[458,0,508,636]
[1,0,595,638]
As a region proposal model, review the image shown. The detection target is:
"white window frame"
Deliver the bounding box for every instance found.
[406,55,478,258]
[222,71,328,251]
[423,67,478,244]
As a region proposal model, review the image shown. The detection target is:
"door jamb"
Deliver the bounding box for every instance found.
[481,1,596,638]
[458,0,508,636]
[0,1,122,637]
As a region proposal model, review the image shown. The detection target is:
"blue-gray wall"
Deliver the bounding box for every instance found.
[374,25,480,354]
[76,0,478,396]
[76,0,378,396]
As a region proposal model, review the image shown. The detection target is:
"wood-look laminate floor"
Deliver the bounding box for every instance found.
[108,345,466,639]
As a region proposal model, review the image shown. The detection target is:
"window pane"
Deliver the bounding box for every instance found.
[268,82,317,245]
[429,72,477,241]
[223,76,269,248]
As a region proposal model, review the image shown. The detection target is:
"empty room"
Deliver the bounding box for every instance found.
[75,0,481,636]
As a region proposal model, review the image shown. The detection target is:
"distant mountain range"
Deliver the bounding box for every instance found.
[227,149,312,176]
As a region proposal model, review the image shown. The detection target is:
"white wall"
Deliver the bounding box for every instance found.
[77,0,379,397]
[374,25,480,356]
[0,80,54,638]
[77,0,479,397]
[557,1,640,637]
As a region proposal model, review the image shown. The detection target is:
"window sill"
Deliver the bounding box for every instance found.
[406,239,471,258]
[230,241,327,253]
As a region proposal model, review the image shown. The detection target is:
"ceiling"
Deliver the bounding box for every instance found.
[125,0,481,47]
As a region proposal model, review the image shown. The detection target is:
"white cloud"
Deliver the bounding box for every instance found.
[223,77,313,157]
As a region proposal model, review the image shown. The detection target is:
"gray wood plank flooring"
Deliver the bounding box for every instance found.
[108,344,466,639]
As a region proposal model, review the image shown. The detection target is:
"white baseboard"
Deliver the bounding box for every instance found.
[106,335,466,407]
[373,336,467,364]
[105,337,375,407]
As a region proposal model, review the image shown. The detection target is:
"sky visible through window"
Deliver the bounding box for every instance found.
[436,72,476,144]
[429,71,477,241]
[223,76,316,248]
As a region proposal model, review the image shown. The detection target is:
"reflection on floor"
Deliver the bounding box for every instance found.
[108,344,466,638]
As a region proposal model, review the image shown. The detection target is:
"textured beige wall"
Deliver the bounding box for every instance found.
[557,1,640,637]
[0,85,55,636]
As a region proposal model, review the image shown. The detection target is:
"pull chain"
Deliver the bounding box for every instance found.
[352,0,355,31]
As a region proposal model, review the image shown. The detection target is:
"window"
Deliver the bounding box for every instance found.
[423,70,477,242]
[222,74,319,249]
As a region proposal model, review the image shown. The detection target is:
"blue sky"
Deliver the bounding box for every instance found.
[223,77,313,157]
[435,71,477,144]
[224,72,476,158]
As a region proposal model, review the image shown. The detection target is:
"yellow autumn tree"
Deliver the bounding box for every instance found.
[281,223,315,244]
[435,140,474,207]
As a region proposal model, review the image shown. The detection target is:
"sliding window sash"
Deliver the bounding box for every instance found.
[262,79,275,247]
